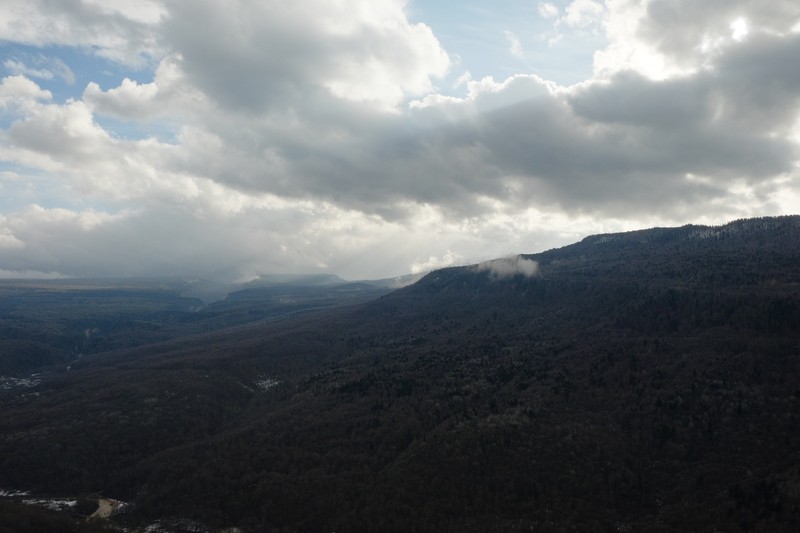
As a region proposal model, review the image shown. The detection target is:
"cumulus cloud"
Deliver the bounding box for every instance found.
[638,0,800,65]
[8,0,794,223]
[83,56,201,120]
[407,67,790,219]
[595,0,800,77]
[0,225,24,249]
[0,75,52,108]
[0,0,798,280]
[84,78,158,117]
[161,0,449,112]
[8,99,112,163]
[476,256,540,279]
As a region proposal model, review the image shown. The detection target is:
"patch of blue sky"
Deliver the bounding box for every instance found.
[0,43,174,142]
[0,43,156,104]
[409,0,606,91]
[0,108,21,130]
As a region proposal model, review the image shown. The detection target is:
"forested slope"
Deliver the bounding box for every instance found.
[0,216,798,532]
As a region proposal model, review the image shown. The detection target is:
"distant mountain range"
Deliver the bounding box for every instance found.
[0,271,402,377]
[0,215,798,532]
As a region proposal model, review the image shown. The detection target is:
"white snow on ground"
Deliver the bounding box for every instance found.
[242,375,281,392]
[0,489,30,497]
[22,498,77,511]
[144,517,210,532]
[0,375,42,390]
[255,376,280,391]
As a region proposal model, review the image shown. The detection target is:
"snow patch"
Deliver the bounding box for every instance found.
[241,375,280,393]
[145,517,210,532]
[0,375,42,390]
[255,376,280,391]
[0,489,31,497]
[22,498,77,511]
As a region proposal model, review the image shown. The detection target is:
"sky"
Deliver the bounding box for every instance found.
[0,0,798,282]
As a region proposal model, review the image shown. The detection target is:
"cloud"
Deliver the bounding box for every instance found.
[5,22,796,261]
[0,75,53,108]
[594,0,800,78]
[640,0,800,64]
[0,201,478,281]
[4,56,76,85]
[0,269,67,280]
[82,56,198,120]
[476,256,539,279]
[453,71,472,90]
[161,0,450,112]
[12,1,794,224]
[730,18,749,42]
[8,100,109,161]
[0,0,798,281]
[82,0,165,25]
[408,65,792,218]
[4,60,54,82]
[0,220,24,249]
[561,0,606,29]
[0,0,163,65]
[410,250,459,274]
[504,31,524,59]
[538,3,560,19]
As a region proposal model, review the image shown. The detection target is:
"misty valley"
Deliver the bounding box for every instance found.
[1,216,799,532]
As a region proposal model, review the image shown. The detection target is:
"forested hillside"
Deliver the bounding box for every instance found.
[1,216,798,532]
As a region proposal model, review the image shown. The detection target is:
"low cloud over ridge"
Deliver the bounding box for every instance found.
[476,256,540,279]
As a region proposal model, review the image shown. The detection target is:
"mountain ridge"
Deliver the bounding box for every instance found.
[0,215,798,532]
